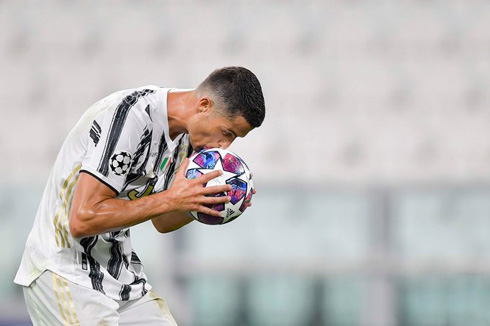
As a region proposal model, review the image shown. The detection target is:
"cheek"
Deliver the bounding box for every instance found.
[198,125,221,139]
[188,125,212,148]
[192,126,209,139]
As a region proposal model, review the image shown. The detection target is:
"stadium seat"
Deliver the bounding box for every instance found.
[398,275,490,326]
[247,275,316,326]
[187,275,241,326]
[322,276,364,326]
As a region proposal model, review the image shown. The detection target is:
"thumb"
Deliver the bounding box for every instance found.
[177,158,190,177]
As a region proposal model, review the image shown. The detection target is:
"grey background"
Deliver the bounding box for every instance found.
[1,1,490,325]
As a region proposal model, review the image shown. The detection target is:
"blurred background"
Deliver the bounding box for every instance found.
[1,0,490,325]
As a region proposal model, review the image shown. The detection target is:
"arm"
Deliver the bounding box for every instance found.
[151,211,193,233]
[69,159,231,238]
[150,180,258,233]
[150,174,258,233]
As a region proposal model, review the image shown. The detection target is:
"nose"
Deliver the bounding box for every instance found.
[219,140,232,150]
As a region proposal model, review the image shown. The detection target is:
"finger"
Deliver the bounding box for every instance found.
[196,206,223,217]
[196,170,222,184]
[252,188,257,195]
[202,184,232,195]
[177,158,190,177]
[202,195,231,205]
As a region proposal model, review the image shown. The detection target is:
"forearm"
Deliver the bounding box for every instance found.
[70,162,229,238]
[151,211,194,233]
[70,191,176,238]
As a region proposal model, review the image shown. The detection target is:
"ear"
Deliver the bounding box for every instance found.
[197,97,214,113]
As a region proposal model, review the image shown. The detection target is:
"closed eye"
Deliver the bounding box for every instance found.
[222,130,235,138]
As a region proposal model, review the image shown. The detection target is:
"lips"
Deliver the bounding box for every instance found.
[194,145,216,152]
[198,146,212,152]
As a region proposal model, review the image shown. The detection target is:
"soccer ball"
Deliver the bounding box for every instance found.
[110,151,132,176]
[185,148,254,225]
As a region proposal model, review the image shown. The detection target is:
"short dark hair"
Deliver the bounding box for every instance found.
[198,66,266,128]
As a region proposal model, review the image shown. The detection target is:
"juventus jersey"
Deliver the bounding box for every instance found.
[15,86,193,301]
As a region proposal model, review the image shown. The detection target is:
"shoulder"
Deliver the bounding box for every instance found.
[97,85,163,109]
[94,86,164,125]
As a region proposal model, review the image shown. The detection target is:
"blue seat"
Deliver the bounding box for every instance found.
[322,276,364,326]
[399,275,490,326]
[187,275,241,326]
[247,275,315,326]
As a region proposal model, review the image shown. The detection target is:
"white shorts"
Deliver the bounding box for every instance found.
[22,270,178,326]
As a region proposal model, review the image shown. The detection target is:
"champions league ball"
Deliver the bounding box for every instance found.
[185,148,254,225]
[110,151,132,176]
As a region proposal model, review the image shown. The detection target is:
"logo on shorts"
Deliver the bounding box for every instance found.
[110,151,132,176]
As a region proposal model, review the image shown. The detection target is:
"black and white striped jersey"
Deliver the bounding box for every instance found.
[15,86,193,301]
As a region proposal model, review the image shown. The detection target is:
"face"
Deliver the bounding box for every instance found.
[187,99,254,152]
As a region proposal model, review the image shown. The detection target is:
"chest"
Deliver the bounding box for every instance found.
[119,136,191,200]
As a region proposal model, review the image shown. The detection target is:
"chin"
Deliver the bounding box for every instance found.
[191,142,211,152]
[189,139,199,152]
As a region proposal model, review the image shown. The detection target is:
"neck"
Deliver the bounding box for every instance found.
[166,89,196,140]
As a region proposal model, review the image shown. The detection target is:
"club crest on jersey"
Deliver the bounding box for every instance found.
[110,151,132,176]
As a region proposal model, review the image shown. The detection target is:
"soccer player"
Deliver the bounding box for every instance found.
[14,66,266,325]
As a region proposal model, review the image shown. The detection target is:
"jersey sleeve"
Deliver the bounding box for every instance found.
[81,97,150,195]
